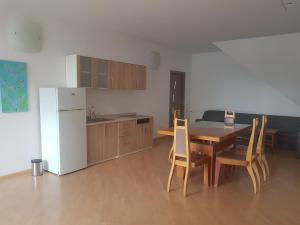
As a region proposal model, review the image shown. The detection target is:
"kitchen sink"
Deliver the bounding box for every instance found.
[86,118,114,123]
[120,115,145,118]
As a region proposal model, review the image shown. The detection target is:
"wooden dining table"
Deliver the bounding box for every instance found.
[158,121,251,186]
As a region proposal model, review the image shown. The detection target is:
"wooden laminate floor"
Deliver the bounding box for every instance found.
[1,139,300,225]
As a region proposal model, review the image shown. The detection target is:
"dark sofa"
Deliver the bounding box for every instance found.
[195,110,300,151]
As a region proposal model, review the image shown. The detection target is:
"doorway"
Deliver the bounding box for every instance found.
[169,70,185,127]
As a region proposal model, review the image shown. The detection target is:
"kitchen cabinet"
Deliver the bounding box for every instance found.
[87,123,118,165]
[79,56,93,87]
[87,117,153,166]
[103,123,118,160]
[111,62,146,90]
[66,55,146,90]
[136,118,153,150]
[66,55,109,88]
[87,124,105,164]
[118,120,137,155]
[122,63,133,89]
[91,58,109,88]
[108,61,123,89]
[132,64,146,90]
[66,55,92,88]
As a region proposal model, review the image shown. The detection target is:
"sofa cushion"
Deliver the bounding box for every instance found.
[202,110,225,122]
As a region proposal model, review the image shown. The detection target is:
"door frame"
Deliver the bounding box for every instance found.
[169,70,185,127]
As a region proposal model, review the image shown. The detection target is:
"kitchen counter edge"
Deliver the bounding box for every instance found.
[86,116,153,126]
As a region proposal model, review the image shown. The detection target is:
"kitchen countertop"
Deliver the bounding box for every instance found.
[86,113,152,126]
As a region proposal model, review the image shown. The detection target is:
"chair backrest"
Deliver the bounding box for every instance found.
[224,110,235,126]
[246,118,259,161]
[173,109,181,120]
[173,118,190,160]
[257,115,267,155]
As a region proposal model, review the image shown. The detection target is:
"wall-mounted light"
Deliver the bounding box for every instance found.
[148,51,160,70]
[8,20,43,53]
[280,0,296,11]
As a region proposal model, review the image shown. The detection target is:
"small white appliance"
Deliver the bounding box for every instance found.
[39,88,87,175]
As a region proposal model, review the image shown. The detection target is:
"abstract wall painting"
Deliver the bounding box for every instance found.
[0,60,28,113]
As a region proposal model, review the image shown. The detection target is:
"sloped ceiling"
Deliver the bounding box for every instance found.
[1,0,300,52]
[214,33,300,106]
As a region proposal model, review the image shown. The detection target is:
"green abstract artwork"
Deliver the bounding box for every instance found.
[0,60,28,113]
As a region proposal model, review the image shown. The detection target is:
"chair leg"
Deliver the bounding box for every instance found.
[214,160,222,187]
[224,165,230,179]
[257,156,266,181]
[167,163,175,192]
[246,165,257,194]
[232,166,237,175]
[261,154,270,178]
[183,166,190,197]
[168,145,174,163]
[203,162,210,186]
[252,162,261,192]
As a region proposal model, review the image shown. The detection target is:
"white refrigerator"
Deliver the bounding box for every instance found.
[39,88,87,175]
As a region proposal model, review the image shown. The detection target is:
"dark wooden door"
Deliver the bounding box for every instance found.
[169,71,185,127]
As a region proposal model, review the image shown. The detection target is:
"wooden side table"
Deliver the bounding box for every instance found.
[265,129,279,152]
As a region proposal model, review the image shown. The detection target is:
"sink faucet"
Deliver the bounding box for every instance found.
[88,106,96,121]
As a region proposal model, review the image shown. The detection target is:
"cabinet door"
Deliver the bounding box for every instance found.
[91,58,108,88]
[122,63,134,89]
[103,123,118,160]
[78,56,92,87]
[132,65,146,90]
[136,123,144,150]
[108,61,123,89]
[136,118,153,150]
[143,118,153,147]
[87,124,105,165]
[118,121,137,155]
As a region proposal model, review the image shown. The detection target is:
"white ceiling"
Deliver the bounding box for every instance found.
[1,0,300,52]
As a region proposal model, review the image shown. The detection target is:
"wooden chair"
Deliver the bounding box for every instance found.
[168,110,179,162]
[167,118,210,197]
[256,115,270,181]
[214,118,261,194]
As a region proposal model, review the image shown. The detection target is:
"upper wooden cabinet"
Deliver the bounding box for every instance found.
[66,55,146,90]
[108,60,123,89]
[132,64,146,90]
[92,58,109,88]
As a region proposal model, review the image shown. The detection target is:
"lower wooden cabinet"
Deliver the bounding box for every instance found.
[87,124,105,164]
[103,123,118,160]
[87,123,118,165]
[136,118,153,150]
[118,121,137,155]
[87,118,153,166]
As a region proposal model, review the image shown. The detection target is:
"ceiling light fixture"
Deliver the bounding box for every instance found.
[8,19,43,53]
[280,0,296,11]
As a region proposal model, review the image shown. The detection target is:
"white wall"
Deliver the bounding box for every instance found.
[0,15,191,176]
[190,51,300,121]
[215,33,300,107]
